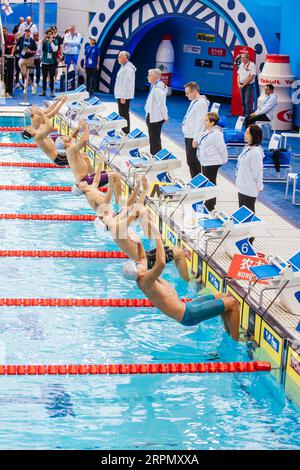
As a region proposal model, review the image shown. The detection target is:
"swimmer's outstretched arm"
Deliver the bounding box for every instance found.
[136,177,148,206]
[72,120,89,151]
[46,96,67,118]
[91,161,103,188]
[141,236,166,284]
[126,178,141,208]
[35,111,53,139]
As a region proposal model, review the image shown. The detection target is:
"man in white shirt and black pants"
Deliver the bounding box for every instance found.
[145,68,168,155]
[237,53,256,117]
[182,81,209,178]
[114,51,136,134]
[245,84,278,128]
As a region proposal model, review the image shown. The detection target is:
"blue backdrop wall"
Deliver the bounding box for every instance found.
[1,3,57,33]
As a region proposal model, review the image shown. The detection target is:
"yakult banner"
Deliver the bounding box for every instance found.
[231,46,256,116]
[258,55,295,131]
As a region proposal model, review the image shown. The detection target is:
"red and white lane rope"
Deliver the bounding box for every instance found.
[0,214,96,221]
[0,162,68,168]
[0,361,271,376]
[0,298,191,307]
[0,185,107,192]
[0,250,128,258]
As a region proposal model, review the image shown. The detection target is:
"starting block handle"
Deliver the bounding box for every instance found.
[215,211,228,224]
[270,255,288,271]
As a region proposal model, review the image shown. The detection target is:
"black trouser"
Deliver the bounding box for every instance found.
[34,58,41,85]
[238,192,256,244]
[146,114,164,156]
[117,99,131,134]
[245,113,270,128]
[185,138,201,178]
[201,164,221,211]
[14,56,21,85]
[42,63,55,92]
[86,68,98,94]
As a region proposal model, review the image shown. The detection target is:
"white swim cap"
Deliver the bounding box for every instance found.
[23,107,32,117]
[122,260,138,281]
[71,184,84,196]
[55,136,65,151]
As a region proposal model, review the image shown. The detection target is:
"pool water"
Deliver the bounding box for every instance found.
[0,135,299,450]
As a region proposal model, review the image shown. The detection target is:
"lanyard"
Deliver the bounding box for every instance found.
[183,99,198,123]
[23,38,30,49]
[198,130,214,147]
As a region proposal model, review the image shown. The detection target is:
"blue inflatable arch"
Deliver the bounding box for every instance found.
[79,0,267,93]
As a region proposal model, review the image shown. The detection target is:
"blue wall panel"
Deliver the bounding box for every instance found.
[1,3,57,34]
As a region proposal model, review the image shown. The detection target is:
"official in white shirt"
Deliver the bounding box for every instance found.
[114,51,136,134]
[236,124,264,243]
[245,84,278,128]
[182,81,209,178]
[197,112,228,211]
[63,25,82,69]
[145,68,168,155]
[18,16,38,38]
[237,53,256,117]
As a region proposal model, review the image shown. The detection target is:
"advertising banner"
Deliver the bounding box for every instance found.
[231,46,256,116]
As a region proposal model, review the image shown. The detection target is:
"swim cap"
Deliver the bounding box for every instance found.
[23,107,32,117]
[71,184,84,196]
[21,129,33,140]
[122,260,138,281]
[55,136,65,151]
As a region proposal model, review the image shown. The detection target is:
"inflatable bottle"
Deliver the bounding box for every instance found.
[156,35,174,96]
[258,55,295,131]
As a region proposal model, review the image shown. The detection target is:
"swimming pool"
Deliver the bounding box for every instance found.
[0,134,299,450]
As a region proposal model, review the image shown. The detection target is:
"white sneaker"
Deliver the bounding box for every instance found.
[32,84,37,95]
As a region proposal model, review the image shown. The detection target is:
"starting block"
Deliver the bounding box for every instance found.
[127,148,181,179]
[66,96,106,120]
[85,111,127,134]
[197,206,266,258]
[100,128,149,163]
[55,85,89,104]
[248,251,300,316]
[158,173,217,218]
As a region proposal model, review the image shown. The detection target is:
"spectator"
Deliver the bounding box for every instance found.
[33,32,42,88]
[245,84,278,128]
[197,112,228,211]
[3,27,14,55]
[63,25,81,69]
[12,28,37,94]
[236,124,264,243]
[13,32,22,88]
[114,51,136,134]
[237,53,256,117]
[84,36,100,95]
[39,29,58,97]
[51,26,63,80]
[145,68,168,155]
[182,81,209,178]
[18,16,38,38]
[13,17,24,35]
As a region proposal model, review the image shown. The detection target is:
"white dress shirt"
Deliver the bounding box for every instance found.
[236,145,264,197]
[255,93,278,120]
[114,61,136,100]
[197,126,228,166]
[144,80,168,123]
[63,32,82,55]
[182,96,209,140]
[238,61,256,85]
[18,22,38,38]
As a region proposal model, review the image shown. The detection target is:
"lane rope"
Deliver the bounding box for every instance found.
[0,214,96,221]
[0,250,128,259]
[0,361,272,375]
[0,127,58,132]
[0,143,37,148]
[0,162,68,168]
[0,298,191,307]
[0,186,107,192]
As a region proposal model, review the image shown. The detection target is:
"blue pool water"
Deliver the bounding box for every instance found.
[0,138,299,450]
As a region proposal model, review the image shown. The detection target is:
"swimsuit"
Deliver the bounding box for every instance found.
[81,171,108,187]
[181,294,224,326]
[54,153,69,166]
[146,246,175,269]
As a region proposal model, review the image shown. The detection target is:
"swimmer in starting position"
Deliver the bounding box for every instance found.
[122,234,240,339]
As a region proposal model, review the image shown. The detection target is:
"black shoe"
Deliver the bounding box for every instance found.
[50,92,56,98]
[39,91,46,96]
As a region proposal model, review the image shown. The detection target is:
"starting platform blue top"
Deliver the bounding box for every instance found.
[250,250,300,279]
[161,173,215,195]
[198,206,262,230]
